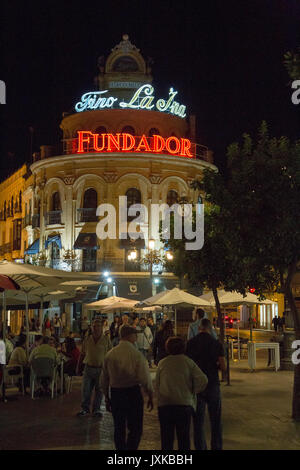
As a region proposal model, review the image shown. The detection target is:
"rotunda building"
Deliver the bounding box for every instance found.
[26,35,217,299]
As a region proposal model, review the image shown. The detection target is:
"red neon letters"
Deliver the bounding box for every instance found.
[77,131,194,158]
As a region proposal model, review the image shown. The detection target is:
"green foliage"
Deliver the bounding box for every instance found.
[284,48,300,81]
[162,121,300,311]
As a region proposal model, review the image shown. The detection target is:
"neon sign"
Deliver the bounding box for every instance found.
[76,131,194,158]
[75,84,187,118]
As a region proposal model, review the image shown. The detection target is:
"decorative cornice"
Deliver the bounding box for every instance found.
[103,172,118,183]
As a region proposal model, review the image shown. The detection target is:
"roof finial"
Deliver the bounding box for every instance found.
[122,34,129,41]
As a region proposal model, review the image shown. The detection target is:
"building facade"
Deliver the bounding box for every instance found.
[0,35,288,328]
[0,35,217,302]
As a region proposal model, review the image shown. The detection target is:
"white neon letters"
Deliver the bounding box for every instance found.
[75,84,187,118]
[75,91,118,112]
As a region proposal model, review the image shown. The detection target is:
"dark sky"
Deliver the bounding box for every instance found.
[1,0,300,180]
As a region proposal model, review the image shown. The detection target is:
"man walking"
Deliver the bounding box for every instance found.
[101,325,153,450]
[77,319,111,417]
[186,318,225,450]
[53,313,62,338]
[188,308,217,340]
[136,317,153,366]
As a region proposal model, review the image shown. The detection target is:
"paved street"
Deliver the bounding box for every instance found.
[1,356,300,451]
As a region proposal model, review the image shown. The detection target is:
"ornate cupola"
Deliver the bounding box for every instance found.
[96,34,153,102]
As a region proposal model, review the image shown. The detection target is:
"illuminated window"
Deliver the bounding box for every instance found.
[148,128,160,137]
[167,190,178,206]
[122,126,135,135]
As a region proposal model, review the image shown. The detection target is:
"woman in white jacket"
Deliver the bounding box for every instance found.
[156,336,208,450]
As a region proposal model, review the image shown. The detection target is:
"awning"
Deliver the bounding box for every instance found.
[25,239,40,255]
[74,233,99,250]
[45,235,62,250]
[119,235,145,249]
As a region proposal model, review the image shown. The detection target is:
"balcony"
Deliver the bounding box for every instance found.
[77,208,98,223]
[23,214,32,228]
[14,203,22,214]
[32,214,40,229]
[46,211,62,225]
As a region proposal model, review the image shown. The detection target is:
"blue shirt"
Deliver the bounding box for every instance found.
[188,319,218,340]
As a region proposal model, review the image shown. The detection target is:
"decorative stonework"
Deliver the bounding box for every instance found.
[149,174,162,184]
[63,176,75,185]
[111,34,140,54]
[103,172,118,183]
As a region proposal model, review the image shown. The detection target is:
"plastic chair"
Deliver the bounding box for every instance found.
[30,357,57,399]
[3,365,25,395]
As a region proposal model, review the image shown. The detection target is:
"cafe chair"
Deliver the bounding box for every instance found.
[30,357,57,399]
[3,365,25,395]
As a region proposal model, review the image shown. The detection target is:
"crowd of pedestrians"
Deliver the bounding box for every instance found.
[74,311,224,451]
[2,308,225,451]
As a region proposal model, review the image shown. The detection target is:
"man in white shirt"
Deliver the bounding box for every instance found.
[136,317,153,366]
[101,325,153,450]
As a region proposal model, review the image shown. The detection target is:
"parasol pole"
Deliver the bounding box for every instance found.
[174,307,177,335]
[25,291,30,356]
[2,291,7,342]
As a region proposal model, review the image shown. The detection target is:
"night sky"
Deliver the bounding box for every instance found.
[1,0,300,180]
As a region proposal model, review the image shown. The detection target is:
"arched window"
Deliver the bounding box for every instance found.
[148,128,160,137]
[95,126,107,134]
[167,190,178,206]
[83,188,97,208]
[121,126,135,135]
[126,188,141,222]
[52,192,61,211]
[11,196,14,216]
[80,188,98,222]
[19,191,22,209]
[126,188,141,207]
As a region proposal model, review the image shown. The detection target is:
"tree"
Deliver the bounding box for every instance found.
[162,195,237,346]
[163,122,300,419]
[284,48,300,81]
[206,123,300,420]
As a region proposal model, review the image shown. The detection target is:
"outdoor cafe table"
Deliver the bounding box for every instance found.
[248,341,280,371]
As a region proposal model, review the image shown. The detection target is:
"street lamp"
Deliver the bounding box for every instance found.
[128,249,137,261]
[166,252,173,261]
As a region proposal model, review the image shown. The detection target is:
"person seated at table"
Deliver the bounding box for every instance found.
[61,337,80,376]
[29,336,58,363]
[29,335,43,354]
[8,335,30,392]
[29,336,59,395]
[48,336,58,349]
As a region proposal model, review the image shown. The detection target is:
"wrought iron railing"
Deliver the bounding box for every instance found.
[77,208,98,223]
[32,214,40,228]
[45,211,62,225]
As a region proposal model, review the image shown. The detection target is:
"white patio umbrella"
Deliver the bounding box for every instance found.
[198,289,276,306]
[101,299,138,313]
[142,287,211,333]
[85,296,130,310]
[0,260,95,352]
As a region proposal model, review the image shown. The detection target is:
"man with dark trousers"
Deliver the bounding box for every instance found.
[101,325,153,450]
[186,318,225,450]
